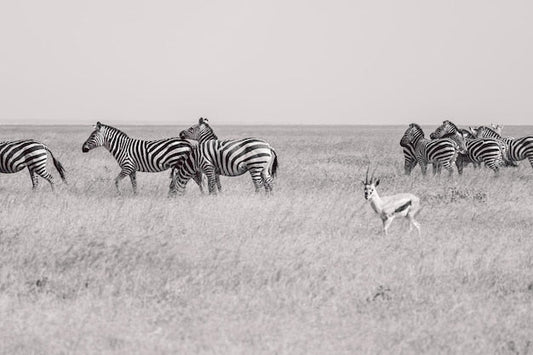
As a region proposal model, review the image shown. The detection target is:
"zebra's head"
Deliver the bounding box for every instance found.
[400,123,423,147]
[430,120,458,139]
[179,117,217,141]
[490,123,503,135]
[472,126,501,139]
[82,122,107,152]
[362,166,379,200]
[468,126,479,137]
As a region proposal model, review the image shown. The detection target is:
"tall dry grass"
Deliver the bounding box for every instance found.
[0,124,532,354]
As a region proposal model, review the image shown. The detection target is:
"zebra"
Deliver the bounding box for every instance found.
[176,117,278,194]
[82,122,203,194]
[473,126,533,169]
[430,120,506,175]
[400,123,466,176]
[0,139,66,190]
[179,117,221,191]
[401,141,418,175]
[171,118,278,195]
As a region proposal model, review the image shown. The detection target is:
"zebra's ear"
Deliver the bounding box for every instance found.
[96,121,102,129]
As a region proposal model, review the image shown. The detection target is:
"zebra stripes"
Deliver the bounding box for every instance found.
[473,126,533,168]
[82,122,202,194]
[430,120,506,175]
[400,123,465,176]
[171,118,278,194]
[0,140,66,190]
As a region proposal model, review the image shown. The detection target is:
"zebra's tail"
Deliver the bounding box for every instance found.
[44,146,67,184]
[270,148,278,178]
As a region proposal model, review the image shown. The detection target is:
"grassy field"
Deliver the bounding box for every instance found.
[1,124,533,354]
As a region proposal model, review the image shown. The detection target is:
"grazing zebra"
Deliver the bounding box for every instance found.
[473,126,533,169]
[430,120,506,175]
[400,123,466,176]
[176,117,278,194]
[0,139,66,190]
[82,122,202,194]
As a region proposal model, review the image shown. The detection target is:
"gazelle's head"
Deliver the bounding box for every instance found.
[362,167,380,200]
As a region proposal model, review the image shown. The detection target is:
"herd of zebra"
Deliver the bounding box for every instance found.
[3,119,532,195]
[1,118,278,195]
[400,120,533,176]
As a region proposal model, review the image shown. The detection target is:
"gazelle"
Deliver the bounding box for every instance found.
[362,168,421,235]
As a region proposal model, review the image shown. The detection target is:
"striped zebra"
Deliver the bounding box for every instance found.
[179,117,221,191]
[473,126,533,169]
[171,118,278,194]
[0,140,66,190]
[430,120,506,175]
[401,141,418,175]
[82,122,202,194]
[400,123,466,176]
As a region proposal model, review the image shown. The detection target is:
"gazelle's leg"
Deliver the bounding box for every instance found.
[411,217,421,235]
[382,217,394,235]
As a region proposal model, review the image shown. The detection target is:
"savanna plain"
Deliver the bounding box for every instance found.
[1,124,533,354]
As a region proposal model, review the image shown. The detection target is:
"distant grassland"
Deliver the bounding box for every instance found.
[1,124,533,354]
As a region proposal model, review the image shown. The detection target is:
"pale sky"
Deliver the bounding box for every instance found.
[1,0,532,125]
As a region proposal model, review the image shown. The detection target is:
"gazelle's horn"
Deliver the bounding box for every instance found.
[365,166,369,183]
[371,166,377,182]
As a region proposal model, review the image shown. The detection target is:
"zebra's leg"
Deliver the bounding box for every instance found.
[129,171,137,195]
[204,167,218,195]
[168,169,177,196]
[28,170,39,190]
[485,159,499,176]
[442,161,454,176]
[432,163,441,175]
[419,161,428,176]
[35,169,55,191]
[404,159,416,175]
[455,158,464,175]
[191,171,204,194]
[215,174,222,193]
[261,169,274,194]
[249,168,264,193]
[115,171,129,194]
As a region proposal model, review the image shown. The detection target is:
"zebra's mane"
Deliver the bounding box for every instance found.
[201,122,218,140]
[101,124,129,139]
[479,126,502,138]
[443,120,459,131]
[409,123,424,135]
